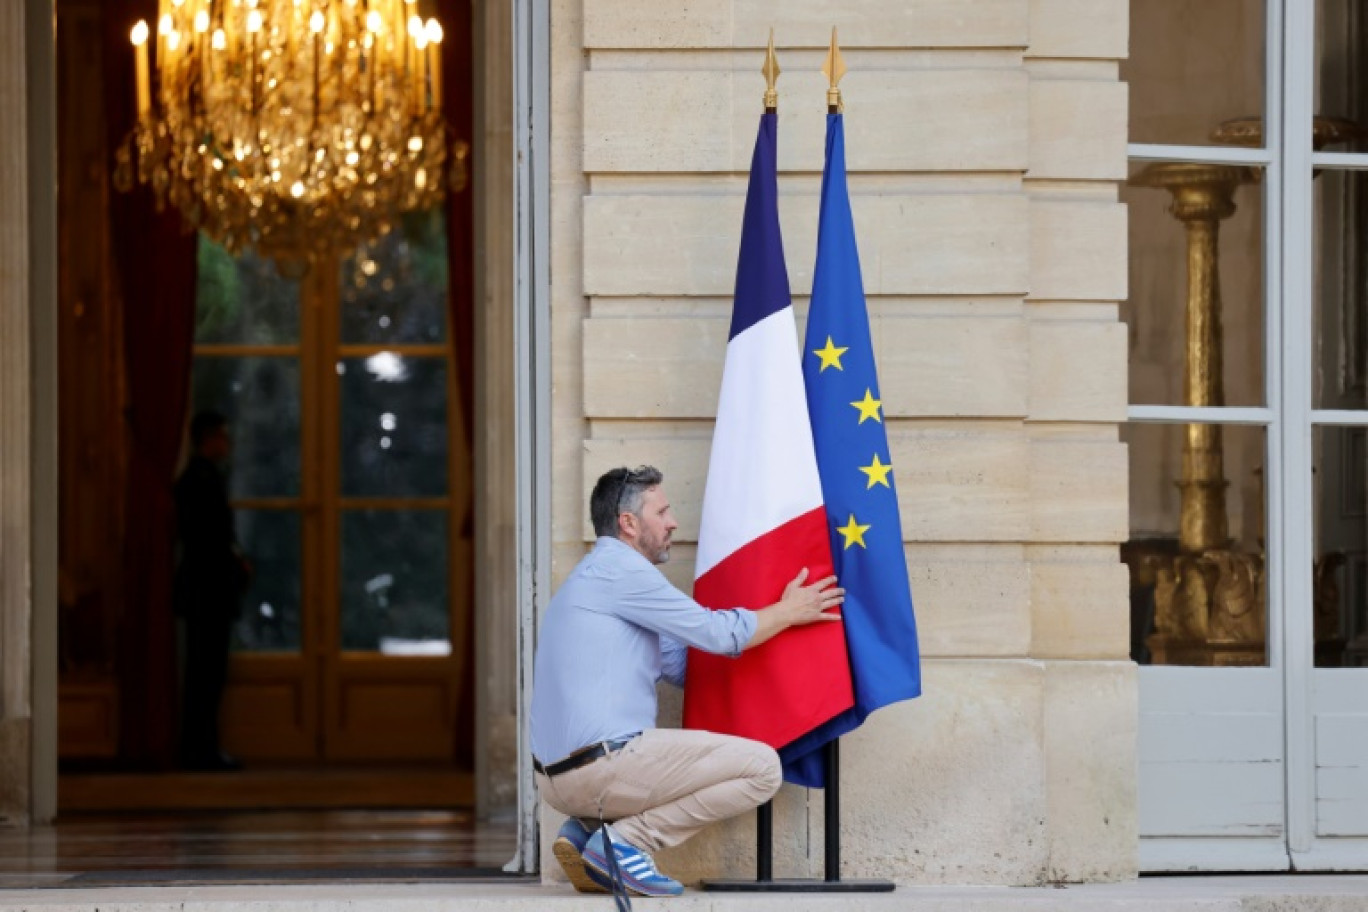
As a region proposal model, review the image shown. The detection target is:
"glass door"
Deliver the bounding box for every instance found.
[1125,0,1368,871]
[1123,0,1288,872]
[191,210,471,765]
[1293,0,1368,868]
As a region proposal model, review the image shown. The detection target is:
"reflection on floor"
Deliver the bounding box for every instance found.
[0,810,521,889]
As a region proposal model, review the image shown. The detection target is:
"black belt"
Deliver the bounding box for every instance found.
[534,737,636,778]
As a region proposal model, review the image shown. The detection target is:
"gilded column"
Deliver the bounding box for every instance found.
[1132,163,1254,555]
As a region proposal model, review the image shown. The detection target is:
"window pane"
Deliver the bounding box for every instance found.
[1315,0,1368,155]
[1123,162,1266,408]
[1122,422,1268,667]
[1314,169,1368,409]
[1314,426,1368,667]
[340,209,448,345]
[339,355,449,497]
[232,510,301,653]
[340,510,450,653]
[192,357,301,497]
[194,236,301,345]
[1125,0,1265,147]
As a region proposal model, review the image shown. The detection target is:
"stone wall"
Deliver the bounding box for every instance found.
[547,0,1136,885]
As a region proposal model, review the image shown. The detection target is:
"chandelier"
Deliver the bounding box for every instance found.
[115,0,464,265]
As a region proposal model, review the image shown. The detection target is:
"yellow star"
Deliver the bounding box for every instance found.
[812,335,849,372]
[836,513,871,550]
[859,453,893,489]
[850,388,883,424]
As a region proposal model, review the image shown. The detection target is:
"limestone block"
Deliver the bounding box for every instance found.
[1028,199,1128,303]
[909,544,1031,657]
[1029,435,1129,543]
[584,0,1028,49]
[583,424,1031,544]
[1028,545,1131,659]
[1028,80,1127,181]
[829,659,1049,884]
[583,69,1027,173]
[583,314,1029,419]
[1027,316,1127,422]
[1043,660,1138,881]
[583,193,1029,297]
[1027,0,1128,60]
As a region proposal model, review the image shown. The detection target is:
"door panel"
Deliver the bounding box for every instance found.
[1293,674,1368,867]
[1139,667,1289,869]
[220,655,318,761]
[328,657,461,761]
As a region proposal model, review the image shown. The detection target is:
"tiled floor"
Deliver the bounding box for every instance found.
[0,810,521,888]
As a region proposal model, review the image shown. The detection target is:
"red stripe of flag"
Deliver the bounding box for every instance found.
[683,506,854,748]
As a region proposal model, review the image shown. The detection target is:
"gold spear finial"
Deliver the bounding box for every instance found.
[822,26,846,112]
[762,29,780,110]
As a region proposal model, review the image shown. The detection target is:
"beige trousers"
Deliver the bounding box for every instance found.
[536,728,782,854]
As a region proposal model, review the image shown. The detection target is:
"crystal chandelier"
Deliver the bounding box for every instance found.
[116,0,464,266]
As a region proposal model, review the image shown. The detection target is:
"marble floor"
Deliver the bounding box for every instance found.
[0,810,522,889]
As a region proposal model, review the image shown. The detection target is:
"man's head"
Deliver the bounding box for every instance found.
[590,465,677,564]
[190,410,232,464]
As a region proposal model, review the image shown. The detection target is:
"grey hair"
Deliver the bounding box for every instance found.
[590,465,664,537]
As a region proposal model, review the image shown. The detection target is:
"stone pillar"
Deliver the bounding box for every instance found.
[0,0,58,829]
[0,0,35,827]
[473,0,521,819]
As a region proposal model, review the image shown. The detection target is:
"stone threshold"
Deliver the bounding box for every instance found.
[1,876,1367,912]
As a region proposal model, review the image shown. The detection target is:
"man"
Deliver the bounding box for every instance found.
[173,410,251,771]
[531,465,844,896]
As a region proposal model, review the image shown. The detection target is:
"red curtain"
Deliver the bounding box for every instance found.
[104,0,199,768]
[438,0,476,769]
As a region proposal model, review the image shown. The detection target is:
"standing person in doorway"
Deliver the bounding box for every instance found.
[174,410,250,771]
[531,465,845,896]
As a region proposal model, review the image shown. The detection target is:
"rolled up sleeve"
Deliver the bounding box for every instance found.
[614,568,756,657]
[659,635,688,687]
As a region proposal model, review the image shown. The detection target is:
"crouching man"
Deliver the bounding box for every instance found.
[531,465,844,896]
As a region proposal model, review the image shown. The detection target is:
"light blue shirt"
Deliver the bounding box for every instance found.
[530,536,758,764]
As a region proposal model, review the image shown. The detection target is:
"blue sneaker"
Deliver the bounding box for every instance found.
[581,825,684,897]
[553,818,606,894]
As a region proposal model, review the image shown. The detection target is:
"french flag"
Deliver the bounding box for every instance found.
[682,111,856,758]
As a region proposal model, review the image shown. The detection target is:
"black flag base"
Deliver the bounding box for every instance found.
[699,741,895,893]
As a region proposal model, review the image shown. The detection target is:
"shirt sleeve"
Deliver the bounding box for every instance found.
[613,567,756,657]
[659,635,688,688]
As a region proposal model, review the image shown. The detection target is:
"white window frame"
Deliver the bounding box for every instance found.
[1130,0,1368,868]
[508,0,551,875]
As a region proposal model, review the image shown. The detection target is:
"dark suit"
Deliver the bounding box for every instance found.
[174,454,248,765]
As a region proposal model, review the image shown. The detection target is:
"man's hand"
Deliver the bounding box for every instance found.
[746,568,845,650]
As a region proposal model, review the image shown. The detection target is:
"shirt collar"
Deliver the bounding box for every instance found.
[594,535,651,568]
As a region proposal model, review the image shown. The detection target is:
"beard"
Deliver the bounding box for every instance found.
[639,528,672,564]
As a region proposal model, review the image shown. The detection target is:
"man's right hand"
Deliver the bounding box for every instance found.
[746,568,845,650]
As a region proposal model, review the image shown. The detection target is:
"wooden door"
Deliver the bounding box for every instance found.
[195,210,472,766]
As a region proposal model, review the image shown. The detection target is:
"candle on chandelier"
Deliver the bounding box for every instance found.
[408,15,425,113]
[247,8,263,114]
[425,19,442,110]
[131,20,151,120]
[156,13,173,107]
[310,10,324,127]
[194,9,209,100]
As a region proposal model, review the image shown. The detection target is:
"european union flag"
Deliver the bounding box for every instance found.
[778,111,923,787]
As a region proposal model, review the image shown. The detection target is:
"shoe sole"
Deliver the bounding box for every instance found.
[554,836,607,894]
[581,847,683,897]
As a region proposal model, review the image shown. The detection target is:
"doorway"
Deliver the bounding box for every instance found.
[52,0,485,804]
[1124,0,1368,872]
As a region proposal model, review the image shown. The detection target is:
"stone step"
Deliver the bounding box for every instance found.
[1,877,1366,912]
